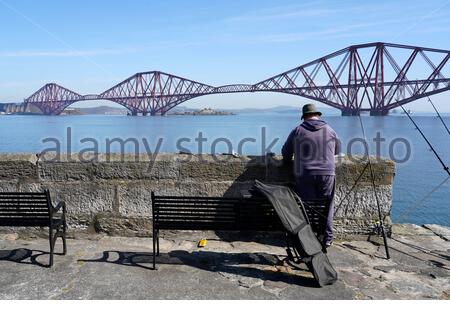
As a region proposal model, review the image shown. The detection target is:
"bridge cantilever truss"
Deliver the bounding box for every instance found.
[21,42,450,116]
[99,71,216,115]
[254,42,450,115]
[26,83,84,115]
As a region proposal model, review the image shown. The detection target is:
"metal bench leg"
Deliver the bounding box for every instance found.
[153,237,157,270]
[156,230,160,256]
[152,227,157,270]
[62,222,67,255]
[48,228,54,267]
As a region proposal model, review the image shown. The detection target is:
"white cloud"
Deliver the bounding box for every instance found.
[228,8,336,22]
[252,22,380,43]
[242,14,450,44]
[224,2,394,23]
[0,48,138,57]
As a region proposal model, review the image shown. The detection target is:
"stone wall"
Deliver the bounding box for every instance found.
[0,153,395,238]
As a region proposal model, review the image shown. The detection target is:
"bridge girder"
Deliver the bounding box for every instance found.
[20,42,450,116]
[99,71,216,115]
[254,42,450,114]
[24,83,83,115]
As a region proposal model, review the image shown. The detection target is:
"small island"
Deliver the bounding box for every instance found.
[169,107,235,116]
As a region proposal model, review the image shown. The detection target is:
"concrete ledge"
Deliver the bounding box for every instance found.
[0,154,38,180]
[0,153,395,237]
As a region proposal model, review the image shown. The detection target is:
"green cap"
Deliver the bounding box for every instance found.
[301,103,322,119]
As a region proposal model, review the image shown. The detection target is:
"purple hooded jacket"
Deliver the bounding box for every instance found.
[282,119,340,176]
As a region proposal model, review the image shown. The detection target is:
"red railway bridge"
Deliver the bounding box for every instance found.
[17,42,450,116]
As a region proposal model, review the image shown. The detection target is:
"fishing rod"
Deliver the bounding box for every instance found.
[427,96,450,136]
[399,104,450,176]
[396,175,450,223]
[356,113,391,260]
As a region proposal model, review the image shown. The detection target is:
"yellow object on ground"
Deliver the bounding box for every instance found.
[198,239,207,247]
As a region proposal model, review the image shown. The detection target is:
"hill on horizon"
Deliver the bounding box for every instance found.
[66,104,337,115]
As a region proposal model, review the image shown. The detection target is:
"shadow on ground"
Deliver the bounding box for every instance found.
[79,250,318,288]
[0,248,61,268]
[341,238,450,273]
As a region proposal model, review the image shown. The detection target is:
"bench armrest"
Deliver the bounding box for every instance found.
[52,201,65,213]
[51,201,67,221]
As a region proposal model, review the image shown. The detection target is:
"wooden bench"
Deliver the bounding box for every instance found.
[0,190,67,267]
[151,191,328,269]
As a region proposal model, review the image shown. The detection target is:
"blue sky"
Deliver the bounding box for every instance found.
[1,0,450,111]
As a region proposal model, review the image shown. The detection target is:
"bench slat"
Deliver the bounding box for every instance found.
[154,196,239,200]
[0,201,48,205]
[0,196,48,199]
[0,214,50,218]
[154,196,240,200]
[0,202,49,205]
[155,212,237,217]
[155,202,236,207]
[156,208,236,215]
[153,202,239,207]
[0,218,52,227]
[0,223,50,227]
[0,195,47,199]
[155,223,280,231]
[0,192,46,197]
[0,200,48,204]
[155,218,236,223]
[155,214,236,219]
[155,204,236,208]
[154,202,238,206]
[0,203,49,206]
[156,225,237,229]
[0,212,50,215]
[0,204,49,208]
[0,210,49,213]
[0,214,50,217]
[0,207,49,213]
[0,216,50,219]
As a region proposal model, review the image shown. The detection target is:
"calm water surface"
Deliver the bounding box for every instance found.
[0,112,449,226]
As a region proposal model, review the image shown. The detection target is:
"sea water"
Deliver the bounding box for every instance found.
[0,112,448,226]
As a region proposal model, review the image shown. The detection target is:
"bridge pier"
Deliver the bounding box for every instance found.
[370,109,389,116]
[341,109,360,116]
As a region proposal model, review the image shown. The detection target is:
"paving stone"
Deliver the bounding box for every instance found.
[423,224,450,241]
[392,224,435,236]
[374,265,397,273]
[0,233,19,241]
[263,279,290,291]
[388,277,440,299]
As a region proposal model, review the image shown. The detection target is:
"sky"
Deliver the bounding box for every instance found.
[1,0,450,111]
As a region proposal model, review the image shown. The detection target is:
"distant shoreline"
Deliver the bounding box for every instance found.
[168,108,235,116]
[1,104,449,116]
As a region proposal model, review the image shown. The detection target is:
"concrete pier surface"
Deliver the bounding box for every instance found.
[0,223,448,300]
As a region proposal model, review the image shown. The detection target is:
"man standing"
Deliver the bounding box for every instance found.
[282,103,340,247]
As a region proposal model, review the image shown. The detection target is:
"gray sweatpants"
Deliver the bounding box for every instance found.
[294,175,336,243]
